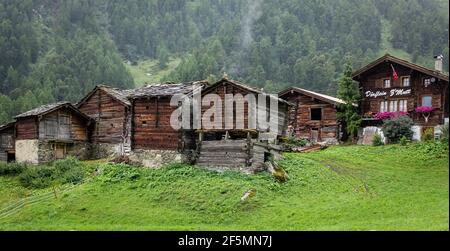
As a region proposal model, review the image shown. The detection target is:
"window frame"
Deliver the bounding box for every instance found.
[389,100,398,112]
[310,108,323,121]
[401,76,411,87]
[423,78,432,88]
[398,99,408,112]
[380,101,388,112]
[383,78,391,88]
[421,96,432,107]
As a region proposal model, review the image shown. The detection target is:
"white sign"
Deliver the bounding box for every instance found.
[365,88,411,98]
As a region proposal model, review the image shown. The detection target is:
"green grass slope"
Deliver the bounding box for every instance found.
[125,58,181,87]
[0,145,448,230]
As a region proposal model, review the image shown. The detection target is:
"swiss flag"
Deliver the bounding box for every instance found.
[391,64,398,81]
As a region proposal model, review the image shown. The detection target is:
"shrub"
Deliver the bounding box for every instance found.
[52,157,85,184]
[382,116,414,144]
[0,162,27,176]
[61,166,85,184]
[97,163,141,183]
[412,140,449,159]
[18,157,85,188]
[285,136,309,147]
[19,166,56,189]
[53,156,80,174]
[372,133,384,146]
[439,124,449,143]
[422,128,434,142]
[399,136,409,146]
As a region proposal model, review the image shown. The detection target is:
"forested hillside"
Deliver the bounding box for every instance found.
[1,0,448,124]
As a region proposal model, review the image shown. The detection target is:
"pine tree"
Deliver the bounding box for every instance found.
[337,59,361,142]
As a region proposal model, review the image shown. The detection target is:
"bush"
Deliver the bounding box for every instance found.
[19,166,56,189]
[399,136,409,146]
[18,157,85,188]
[372,133,384,146]
[285,136,309,147]
[382,116,414,144]
[53,156,80,174]
[412,140,449,159]
[422,128,434,142]
[439,124,449,143]
[0,162,27,176]
[96,163,141,183]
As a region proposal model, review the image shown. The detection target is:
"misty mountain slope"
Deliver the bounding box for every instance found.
[0,0,448,124]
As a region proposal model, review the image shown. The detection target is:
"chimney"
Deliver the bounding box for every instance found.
[434,54,443,72]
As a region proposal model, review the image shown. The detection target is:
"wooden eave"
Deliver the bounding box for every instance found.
[352,54,449,82]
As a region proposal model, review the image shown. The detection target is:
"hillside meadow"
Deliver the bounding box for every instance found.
[0,144,448,231]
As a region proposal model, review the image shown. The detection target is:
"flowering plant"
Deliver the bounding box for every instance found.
[374,112,408,121]
[415,106,434,123]
[415,106,434,113]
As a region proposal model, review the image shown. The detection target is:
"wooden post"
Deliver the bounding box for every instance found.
[246,131,252,167]
[130,99,135,150]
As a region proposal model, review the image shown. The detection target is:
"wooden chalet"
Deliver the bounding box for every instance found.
[196,78,292,173]
[0,122,16,162]
[352,54,449,142]
[129,81,207,152]
[279,87,346,143]
[14,102,93,164]
[77,85,134,157]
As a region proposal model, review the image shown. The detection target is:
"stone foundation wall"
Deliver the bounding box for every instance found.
[129,149,189,168]
[90,143,124,159]
[15,140,39,164]
[38,141,91,163]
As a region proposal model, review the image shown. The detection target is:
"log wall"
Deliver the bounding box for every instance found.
[358,63,448,126]
[78,88,129,144]
[0,126,15,161]
[281,92,340,141]
[16,117,38,140]
[38,108,88,141]
[132,97,180,150]
[201,81,289,134]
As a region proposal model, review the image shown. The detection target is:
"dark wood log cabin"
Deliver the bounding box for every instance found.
[14,102,93,164]
[352,54,449,141]
[77,85,134,157]
[129,81,207,152]
[279,87,346,143]
[197,78,292,173]
[0,122,15,162]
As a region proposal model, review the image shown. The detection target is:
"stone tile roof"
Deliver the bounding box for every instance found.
[129,81,208,99]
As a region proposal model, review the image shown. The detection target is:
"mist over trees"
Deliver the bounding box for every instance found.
[0,0,449,124]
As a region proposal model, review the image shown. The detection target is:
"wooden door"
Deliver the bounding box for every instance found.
[311,129,319,143]
[55,144,66,159]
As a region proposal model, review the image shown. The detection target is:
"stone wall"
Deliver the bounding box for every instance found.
[38,141,92,163]
[15,140,39,164]
[128,149,189,168]
[90,143,124,159]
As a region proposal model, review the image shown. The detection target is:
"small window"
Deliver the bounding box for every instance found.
[389,100,398,112]
[422,96,432,107]
[146,106,150,110]
[110,123,114,128]
[399,100,408,112]
[311,108,322,121]
[142,121,147,125]
[380,101,388,112]
[383,79,391,88]
[402,77,410,87]
[424,78,431,87]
